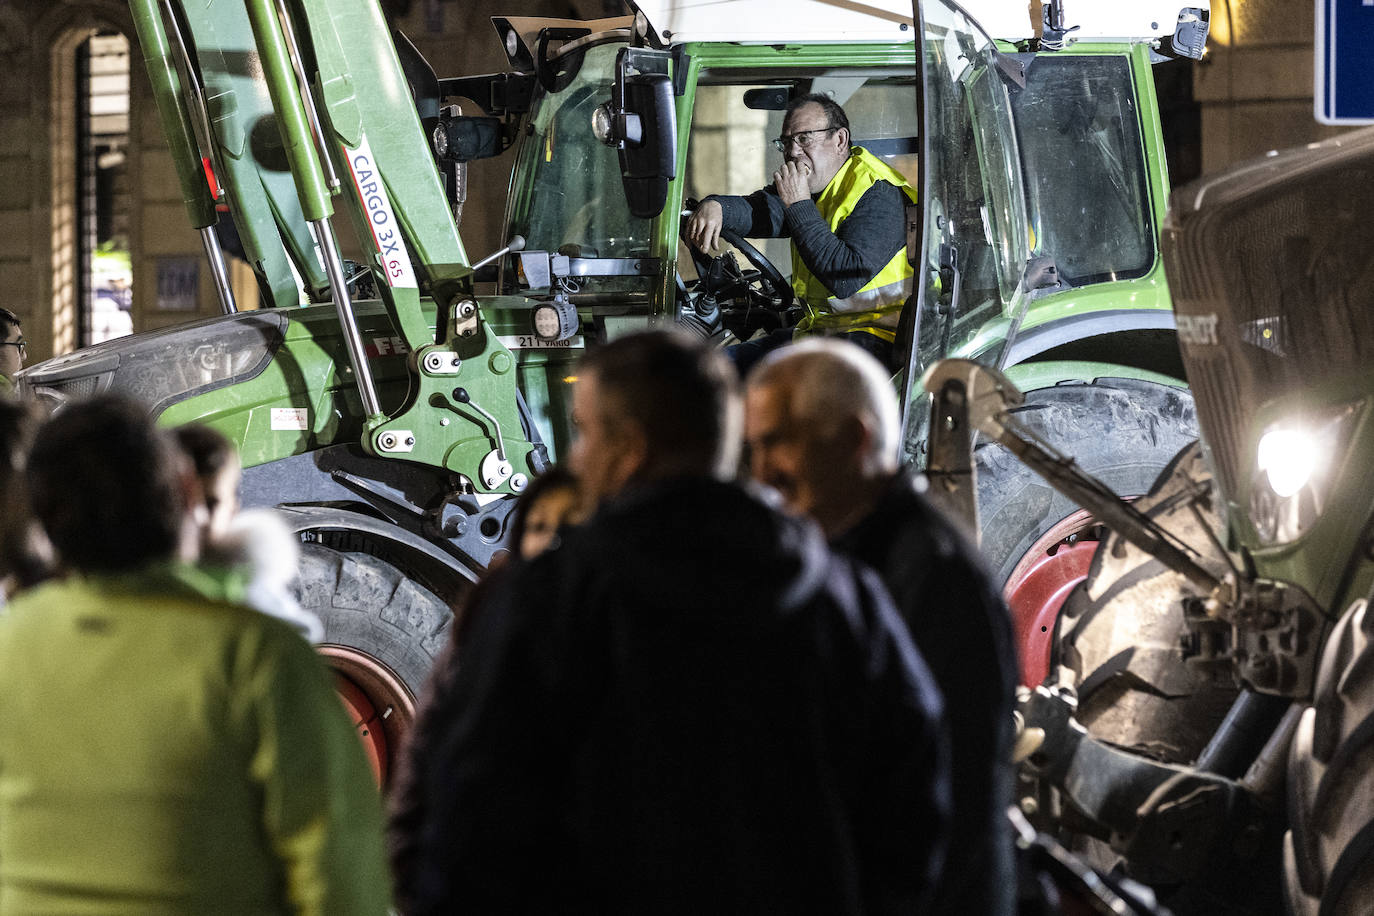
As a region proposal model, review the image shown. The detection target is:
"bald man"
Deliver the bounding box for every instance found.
[746,339,1018,916]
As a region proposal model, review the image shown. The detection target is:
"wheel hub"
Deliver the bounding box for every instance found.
[1003,510,1101,687]
[319,645,417,787]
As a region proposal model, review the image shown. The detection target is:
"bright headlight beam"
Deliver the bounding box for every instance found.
[1257,427,1319,499]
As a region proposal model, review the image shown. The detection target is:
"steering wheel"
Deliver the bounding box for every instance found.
[682,220,794,310]
[718,229,794,308]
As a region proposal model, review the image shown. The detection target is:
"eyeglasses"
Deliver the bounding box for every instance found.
[772,127,837,153]
[0,339,25,357]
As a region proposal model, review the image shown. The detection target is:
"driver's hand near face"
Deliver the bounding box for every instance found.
[685,199,724,254]
[773,161,812,206]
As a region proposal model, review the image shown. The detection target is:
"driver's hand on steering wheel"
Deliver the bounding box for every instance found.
[685,199,725,254]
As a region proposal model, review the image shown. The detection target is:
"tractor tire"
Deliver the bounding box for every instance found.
[1284,597,1374,916]
[295,543,455,691]
[975,378,1199,587]
[976,377,1199,685]
[1054,442,1237,764]
[1050,444,1283,916]
[293,543,457,785]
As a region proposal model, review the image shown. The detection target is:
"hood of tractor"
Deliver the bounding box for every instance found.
[1162,125,1374,597]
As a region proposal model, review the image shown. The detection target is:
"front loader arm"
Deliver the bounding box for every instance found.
[128,0,243,315]
[131,0,330,306]
[132,0,540,498]
[279,0,535,484]
[128,0,216,233]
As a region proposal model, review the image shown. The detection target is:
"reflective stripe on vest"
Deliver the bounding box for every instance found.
[790,146,918,341]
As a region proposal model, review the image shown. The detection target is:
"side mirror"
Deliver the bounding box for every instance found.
[743,87,790,111]
[593,48,676,219]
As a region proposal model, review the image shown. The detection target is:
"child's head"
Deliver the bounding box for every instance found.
[508,466,584,560]
[174,424,241,542]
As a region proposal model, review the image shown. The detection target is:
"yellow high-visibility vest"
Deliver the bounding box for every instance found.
[791,146,918,343]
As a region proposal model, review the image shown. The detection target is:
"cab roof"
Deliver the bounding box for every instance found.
[626,0,1208,46]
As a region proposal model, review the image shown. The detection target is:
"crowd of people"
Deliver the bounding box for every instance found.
[0,329,1019,914]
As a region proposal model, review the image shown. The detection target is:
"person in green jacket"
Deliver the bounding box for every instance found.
[0,395,391,915]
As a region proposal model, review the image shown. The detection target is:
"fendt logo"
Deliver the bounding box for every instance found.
[1176,313,1219,347]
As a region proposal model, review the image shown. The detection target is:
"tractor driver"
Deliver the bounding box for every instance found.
[685,93,917,371]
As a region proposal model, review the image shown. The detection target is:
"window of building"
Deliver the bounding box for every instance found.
[77,31,133,345]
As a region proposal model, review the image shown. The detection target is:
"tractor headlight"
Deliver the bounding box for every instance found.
[591,104,615,145]
[1250,404,1360,545]
[16,310,284,414]
[531,296,578,342]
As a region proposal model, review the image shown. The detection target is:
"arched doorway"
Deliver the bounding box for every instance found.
[48,22,134,357]
[77,30,134,344]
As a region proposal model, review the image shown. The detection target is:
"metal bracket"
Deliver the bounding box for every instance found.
[922,375,979,536]
[376,429,416,453]
[1182,579,1327,698]
[421,349,463,375]
[451,297,480,339]
[479,448,518,491]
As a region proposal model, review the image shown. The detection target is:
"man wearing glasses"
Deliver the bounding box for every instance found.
[685,94,916,369]
[0,309,26,395]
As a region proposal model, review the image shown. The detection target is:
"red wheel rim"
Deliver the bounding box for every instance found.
[1003,510,1100,687]
[319,645,416,788]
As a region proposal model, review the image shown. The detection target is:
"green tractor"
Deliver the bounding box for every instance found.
[1169,126,1374,916]
[15,0,1209,780]
[936,127,1374,914]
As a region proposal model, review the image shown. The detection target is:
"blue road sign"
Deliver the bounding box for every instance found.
[1317,0,1374,124]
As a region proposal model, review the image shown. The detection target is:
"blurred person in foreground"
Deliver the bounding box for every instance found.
[395,330,948,916]
[0,308,26,396]
[746,338,1018,916]
[0,395,389,914]
[388,463,586,908]
[176,422,324,642]
[503,463,586,561]
[0,399,49,602]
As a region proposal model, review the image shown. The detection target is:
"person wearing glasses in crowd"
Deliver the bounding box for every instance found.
[0,309,26,395]
[684,94,917,370]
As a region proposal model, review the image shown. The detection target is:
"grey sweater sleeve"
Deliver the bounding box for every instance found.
[704,189,788,238]
[704,181,908,299]
[783,180,908,299]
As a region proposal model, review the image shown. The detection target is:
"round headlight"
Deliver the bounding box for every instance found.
[591,104,615,145]
[1249,404,1361,545]
[505,28,520,59]
[1257,428,1317,499]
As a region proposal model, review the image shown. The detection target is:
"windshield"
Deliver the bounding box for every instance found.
[503,43,653,288]
[910,0,1030,378]
[1169,157,1374,506]
[1013,55,1153,284]
[682,71,920,282]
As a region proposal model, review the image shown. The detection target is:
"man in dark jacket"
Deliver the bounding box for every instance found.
[746,338,1019,916]
[397,330,949,915]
